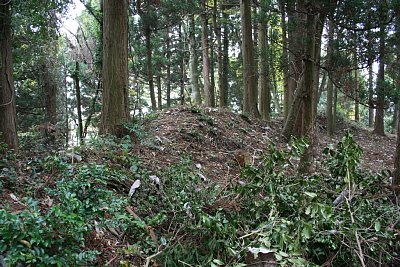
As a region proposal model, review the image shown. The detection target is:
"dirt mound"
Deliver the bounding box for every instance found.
[135,108,395,181]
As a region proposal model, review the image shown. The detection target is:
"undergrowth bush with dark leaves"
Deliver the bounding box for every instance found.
[1,131,398,266]
[130,132,399,266]
[0,137,133,266]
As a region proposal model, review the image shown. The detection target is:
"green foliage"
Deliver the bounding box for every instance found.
[126,136,399,266]
[323,131,363,179]
[0,197,98,266]
[0,150,130,266]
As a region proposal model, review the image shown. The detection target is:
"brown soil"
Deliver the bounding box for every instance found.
[134,107,395,182]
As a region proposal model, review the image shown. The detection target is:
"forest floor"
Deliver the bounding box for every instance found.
[0,107,397,266]
[136,107,395,183]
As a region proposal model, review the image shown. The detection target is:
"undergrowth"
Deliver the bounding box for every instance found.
[0,132,399,266]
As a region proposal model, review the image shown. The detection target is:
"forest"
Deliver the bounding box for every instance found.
[0,0,400,266]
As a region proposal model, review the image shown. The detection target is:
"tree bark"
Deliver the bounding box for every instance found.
[166,27,172,107]
[189,15,201,106]
[258,0,270,121]
[220,10,229,107]
[179,24,185,106]
[157,65,162,110]
[373,5,386,136]
[392,4,400,186]
[100,0,130,137]
[279,0,289,119]
[40,62,58,145]
[0,0,18,151]
[73,61,83,143]
[326,17,334,136]
[298,0,317,173]
[201,0,214,107]
[241,0,259,117]
[214,0,223,108]
[354,52,359,122]
[146,26,157,110]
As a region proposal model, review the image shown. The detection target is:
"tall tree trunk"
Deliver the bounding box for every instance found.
[157,66,162,110]
[146,26,157,110]
[354,52,359,122]
[333,84,337,131]
[201,0,214,107]
[214,0,223,107]
[298,0,317,173]
[179,24,185,106]
[73,61,83,143]
[392,4,400,186]
[0,0,18,151]
[220,10,229,107]
[258,0,270,121]
[326,17,334,136]
[100,0,130,137]
[166,27,172,107]
[209,24,216,107]
[312,11,326,120]
[373,5,386,136]
[367,26,374,127]
[241,0,259,117]
[270,37,281,114]
[287,0,305,137]
[42,62,58,142]
[279,0,289,118]
[189,15,201,106]
[368,61,374,127]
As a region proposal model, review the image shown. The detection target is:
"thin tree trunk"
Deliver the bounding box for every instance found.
[354,52,359,122]
[73,61,84,143]
[279,0,289,118]
[258,0,270,120]
[313,12,325,120]
[157,66,162,110]
[333,84,337,131]
[0,0,18,151]
[373,5,386,136]
[201,0,213,107]
[83,80,101,138]
[189,15,201,105]
[392,3,400,186]
[221,10,229,107]
[270,38,281,114]
[179,24,185,106]
[146,26,157,110]
[209,24,216,107]
[241,0,259,117]
[214,0,223,107]
[166,27,172,107]
[368,61,374,127]
[326,17,334,136]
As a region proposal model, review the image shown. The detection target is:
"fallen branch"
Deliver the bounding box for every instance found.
[125,206,157,243]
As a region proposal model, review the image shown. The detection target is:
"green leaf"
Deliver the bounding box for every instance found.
[304,192,317,198]
[374,221,381,232]
[302,223,312,239]
[212,259,224,265]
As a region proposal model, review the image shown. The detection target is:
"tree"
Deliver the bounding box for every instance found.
[0,0,18,151]
[373,2,387,136]
[241,0,259,117]
[326,16,335,136]
[258,0,271,120]
[201,0,214,107]
[189,15,202,106]
[100,0,130,137]
[392,1,400,186]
